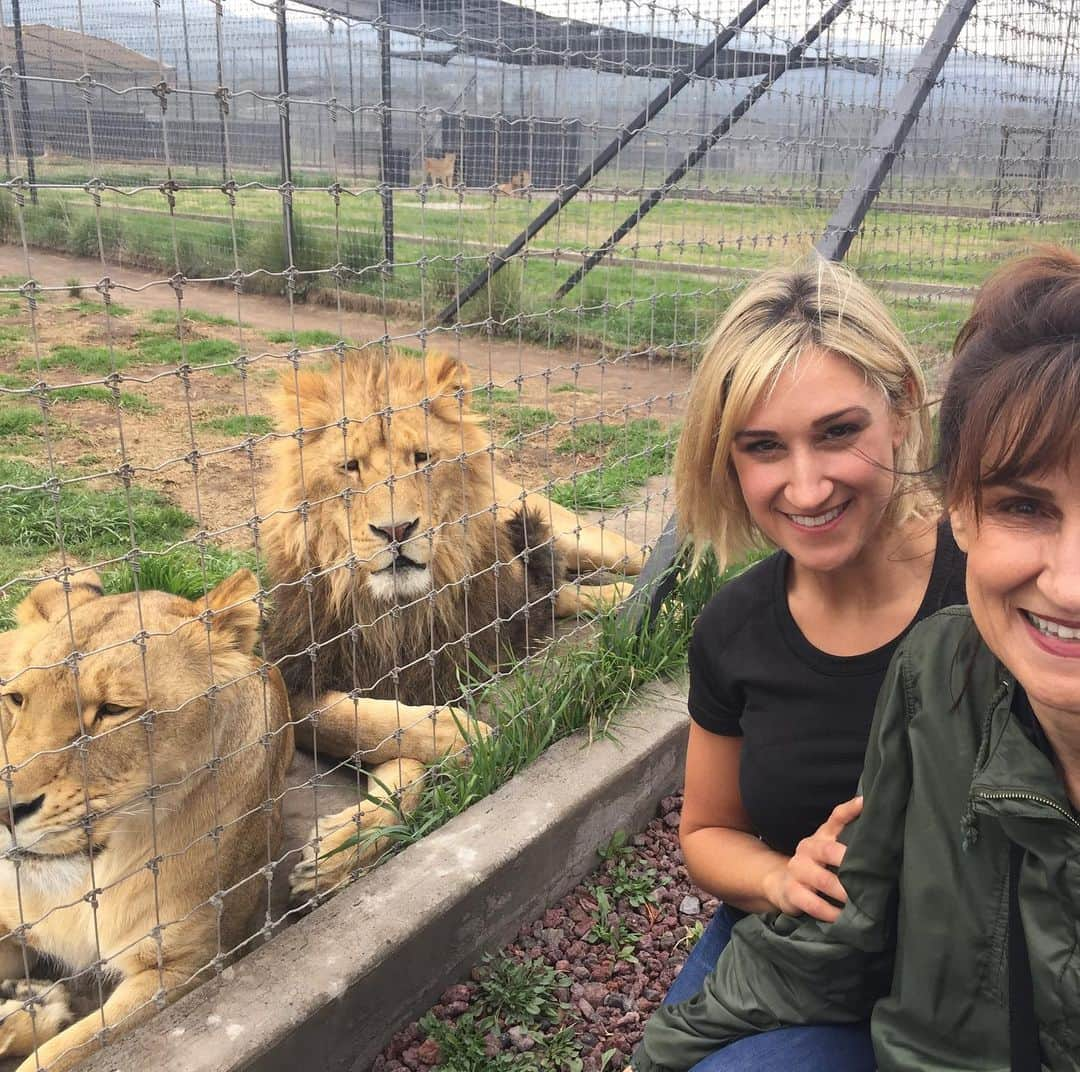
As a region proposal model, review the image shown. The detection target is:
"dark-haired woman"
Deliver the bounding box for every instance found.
[629,245,1080,1072]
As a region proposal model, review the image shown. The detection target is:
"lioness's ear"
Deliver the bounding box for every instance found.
[424,352,472,397]
[204,569,261,654]
[16,571,104,627]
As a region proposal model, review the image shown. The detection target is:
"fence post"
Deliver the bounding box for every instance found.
[275,0,295,268]
[815,0,975,262]
[9,0,36,204]
[378,0,395,271]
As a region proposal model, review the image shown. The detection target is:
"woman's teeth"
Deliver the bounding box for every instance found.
[788,503,846,528]
[1026,611,1080,640]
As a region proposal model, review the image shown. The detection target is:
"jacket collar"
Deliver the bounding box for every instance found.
[967,670,1080,838]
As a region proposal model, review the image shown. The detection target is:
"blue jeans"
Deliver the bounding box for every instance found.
[663,906,876,1072]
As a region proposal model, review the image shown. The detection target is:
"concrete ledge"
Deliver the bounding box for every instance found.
[83,676,690,1072]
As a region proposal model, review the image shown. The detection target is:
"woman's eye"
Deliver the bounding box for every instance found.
[744,439,780,455]
[414,451,429,465]
[342,459,359,472]
[824,423,860,441]
[999,498,1041,517]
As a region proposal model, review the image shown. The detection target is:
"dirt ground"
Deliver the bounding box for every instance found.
[0,244,686,553]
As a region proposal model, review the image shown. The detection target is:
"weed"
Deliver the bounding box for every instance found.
[0,325,26,345]
[475,955,569,1027]
[608,856,667,908]
[418,1010,509,1071]
[0,373,27,388]
[597,829,634,862]
[0,459,192,558]
[76,453,104,466]
[47,386,158,414]
[675,919,706,952]
[265,328,341,347]
[198,414,274,437]
[584,887,641,962]
[66,277,83,298]
[469,386,518,411]
[0,405,42,436]
[492,405,555,443]
[69,299,131,317]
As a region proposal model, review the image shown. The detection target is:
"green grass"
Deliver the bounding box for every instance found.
[102,544,260,601]
[265,328,341,347]
[550,417,678,508]
[66,299,131,317]
[0,373,28,388]
[198,414,274,437]
[0,325,26,344]
[19,345,132,375]
[0,405,42,436]
[490,405,556,442]
[0,459,192,557]
[147,307,236,326]
[46,386,158,414]
[469,387,518,411]
[135,334,241,371]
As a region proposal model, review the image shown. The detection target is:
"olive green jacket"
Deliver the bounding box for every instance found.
[632,607,1080,1072]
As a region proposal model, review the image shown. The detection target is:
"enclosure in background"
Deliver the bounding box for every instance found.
[0,0,1076,1068]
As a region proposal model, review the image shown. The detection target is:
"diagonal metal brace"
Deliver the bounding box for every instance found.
[815,0,976,262]
[434,0,772,327]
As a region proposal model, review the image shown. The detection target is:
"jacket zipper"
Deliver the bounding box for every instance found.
[975,789,1080,831]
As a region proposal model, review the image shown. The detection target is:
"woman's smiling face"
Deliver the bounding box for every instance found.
[952,462,1080,719]
[730,346,905,573]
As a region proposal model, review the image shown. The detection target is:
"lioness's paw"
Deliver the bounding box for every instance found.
[0,978,74,1057]
[288,812,382,904]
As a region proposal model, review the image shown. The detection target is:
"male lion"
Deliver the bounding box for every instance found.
[264,350,640,898]
[0,570,292,1072]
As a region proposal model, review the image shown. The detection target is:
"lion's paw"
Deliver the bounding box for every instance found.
[289,810,381,904]
[0,978,74,1057]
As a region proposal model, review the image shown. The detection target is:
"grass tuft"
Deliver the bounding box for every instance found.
[266,328,342,347]
[0,405,42,436]
[102,544,261,601]
[147,308,236,327]
[136,334,241,371]
[47,386,158,414]
[198,414,274,437]
[20,345,131,375]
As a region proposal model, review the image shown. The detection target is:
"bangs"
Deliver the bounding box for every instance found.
[946,341,1080,509]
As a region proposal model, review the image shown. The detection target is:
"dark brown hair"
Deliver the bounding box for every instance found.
[938,245,1080,512]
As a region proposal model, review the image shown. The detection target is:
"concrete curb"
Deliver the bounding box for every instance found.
[83,676,690,1072]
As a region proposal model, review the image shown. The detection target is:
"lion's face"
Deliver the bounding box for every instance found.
[273,351,491,604]
[0,571,261,859]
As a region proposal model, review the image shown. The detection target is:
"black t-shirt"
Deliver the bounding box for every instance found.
[688,521,967,857]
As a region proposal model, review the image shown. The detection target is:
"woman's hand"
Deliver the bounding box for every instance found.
[761,796,863,922]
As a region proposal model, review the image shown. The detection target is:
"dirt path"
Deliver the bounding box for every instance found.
[0,245,692,406]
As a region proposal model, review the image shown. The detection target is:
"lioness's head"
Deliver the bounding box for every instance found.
[272,350,490,603]
[0,570,262,859]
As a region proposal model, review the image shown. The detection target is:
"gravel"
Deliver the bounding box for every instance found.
[373,791,716,1071]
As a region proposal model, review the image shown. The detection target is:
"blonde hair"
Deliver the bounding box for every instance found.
[674,259,933,570]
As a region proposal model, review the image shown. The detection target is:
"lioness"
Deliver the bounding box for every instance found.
[424,152,456,187]
[0,571,292,1072]
[264,350,640,897]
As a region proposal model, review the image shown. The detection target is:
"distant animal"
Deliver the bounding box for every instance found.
[0,570,292,1072]
[497,169,531,197]
[424,152,456,187]
[263,349,642,898]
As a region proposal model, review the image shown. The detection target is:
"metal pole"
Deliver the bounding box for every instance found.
[378,0,394,269]
[435,0,771,327]
[178,0,200,176]
[275,0,295,264]
[815,0,975,262]
[10,0,36,203]
[346,20,358,180]
[1035,0,1077,220]
[215,0,228,184]
[556,0,853,301]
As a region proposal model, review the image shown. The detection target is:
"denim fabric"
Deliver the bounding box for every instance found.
[663,906,876,1072]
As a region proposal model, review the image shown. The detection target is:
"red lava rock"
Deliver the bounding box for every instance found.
[374,792,711,1071]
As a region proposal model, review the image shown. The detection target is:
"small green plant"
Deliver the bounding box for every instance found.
[475,955,569,1027]
[136,334,240,372]
[66,277,83,297]
[469,386,518,411]
[608,856,667,908]
[597,830,634,862]
[674,919,706,952]
[69,299,131,317]
[102,544,260,601]
[584,887,641,962]
[265,328,341,347]
[492,405,555,443]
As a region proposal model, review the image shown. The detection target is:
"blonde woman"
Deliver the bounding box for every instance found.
[662,263,965,1071]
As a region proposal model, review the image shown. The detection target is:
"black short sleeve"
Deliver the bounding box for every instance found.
[688,623,742,736]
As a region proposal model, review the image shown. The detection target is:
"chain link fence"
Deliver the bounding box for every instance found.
[0,0,1076,1066]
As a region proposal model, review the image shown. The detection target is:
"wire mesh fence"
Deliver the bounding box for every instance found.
[0,0,1076,1065]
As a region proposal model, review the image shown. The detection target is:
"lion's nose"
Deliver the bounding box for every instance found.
[369,518,419,546]
[0,794,44,830]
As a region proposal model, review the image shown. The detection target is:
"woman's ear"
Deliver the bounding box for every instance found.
[891,375,919,452]
[949,507,970,553]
